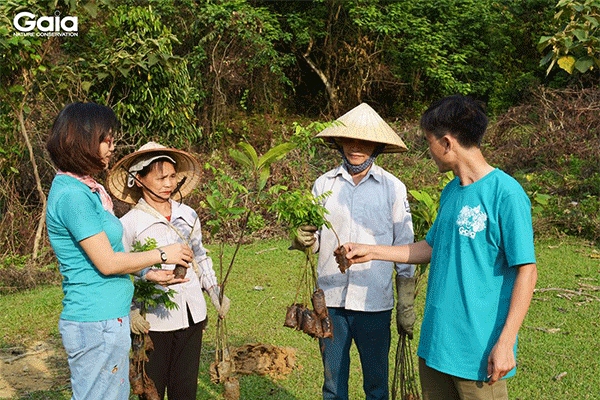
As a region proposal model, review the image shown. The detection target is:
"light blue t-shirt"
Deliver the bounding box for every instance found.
[419,169,536,381]
[46,174,133,322]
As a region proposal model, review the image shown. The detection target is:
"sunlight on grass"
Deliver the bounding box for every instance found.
[0,236,598,399]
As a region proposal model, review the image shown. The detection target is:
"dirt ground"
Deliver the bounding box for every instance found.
[0,341,295,399]
[0,341,69,399]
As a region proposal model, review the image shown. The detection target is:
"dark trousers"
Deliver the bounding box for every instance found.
[145,310,207,400]
[319,307,392,400]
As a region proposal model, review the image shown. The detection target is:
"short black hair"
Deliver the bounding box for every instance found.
[420,95,488,148]
[46,102,119,175]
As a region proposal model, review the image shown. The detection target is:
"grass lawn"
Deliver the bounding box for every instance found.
[0,236,598,399]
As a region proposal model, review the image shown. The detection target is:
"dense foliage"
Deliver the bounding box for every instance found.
[0,0,598,290]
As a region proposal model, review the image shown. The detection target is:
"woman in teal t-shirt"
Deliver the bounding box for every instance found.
[45,102,193,400]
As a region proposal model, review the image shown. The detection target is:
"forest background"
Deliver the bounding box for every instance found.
[0,0,599,291]
[0,0,599,398]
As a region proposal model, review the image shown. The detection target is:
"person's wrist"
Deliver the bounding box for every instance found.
[157,247,167,263]
[139,267,150,281]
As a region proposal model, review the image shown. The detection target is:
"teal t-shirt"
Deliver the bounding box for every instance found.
[419,169,536,381]
[46,174,133,322]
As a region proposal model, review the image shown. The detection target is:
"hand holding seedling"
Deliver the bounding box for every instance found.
[290,225,317,250]
[339,242,373,265]
[333,245,350,273]
[145,268,189,286]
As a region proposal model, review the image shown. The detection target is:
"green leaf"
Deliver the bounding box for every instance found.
[117,66,130,77]
[83,2,99,18]
[574,56,595,73]
[236,142,259,168]
[583,15,599,27]
[205,194,219,210]
[229,148,255,170]
[148,53,159,66]
[258,167,271,191]
[573,29,588,42]
[257,142,296,170]
[8,85,25,94]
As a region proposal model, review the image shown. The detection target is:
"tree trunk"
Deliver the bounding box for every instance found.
[303,39,340,116]
[17,95,47,259]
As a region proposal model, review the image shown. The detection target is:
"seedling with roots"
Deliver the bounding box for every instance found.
[129,237,179,400]
[271,189,344,338]
[202,141,294,397]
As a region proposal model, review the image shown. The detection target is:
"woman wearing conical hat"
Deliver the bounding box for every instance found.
[290,103,416,400]
[107,142,230,400]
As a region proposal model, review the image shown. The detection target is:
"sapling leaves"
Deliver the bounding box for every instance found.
[229,141,297,191]
[203,141,295,384]
[271,189,332,234]
[130,237,178,314]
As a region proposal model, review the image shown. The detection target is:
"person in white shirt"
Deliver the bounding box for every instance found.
[107,142,230,400]
[291,103,415,400]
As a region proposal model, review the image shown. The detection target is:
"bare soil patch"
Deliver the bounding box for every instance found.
[231,343,296,379]
[0,341,69,399]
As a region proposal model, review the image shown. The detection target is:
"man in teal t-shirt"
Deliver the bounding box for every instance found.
[342,95,538,400]
[420,169,535,382]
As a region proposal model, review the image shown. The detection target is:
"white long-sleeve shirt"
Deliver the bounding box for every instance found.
[313,163,414,312]
[120,198,218,331]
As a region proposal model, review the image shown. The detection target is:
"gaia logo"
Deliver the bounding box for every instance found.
[13,11,78,37]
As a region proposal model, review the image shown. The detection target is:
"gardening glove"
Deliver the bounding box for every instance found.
[208,286,231,319]
[129,309,150,335]
[396,275,416,340]
[289,225,317,251]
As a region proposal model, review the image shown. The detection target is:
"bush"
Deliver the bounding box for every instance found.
[487,86,600,243]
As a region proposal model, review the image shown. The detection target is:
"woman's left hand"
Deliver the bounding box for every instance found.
[145,269,189,286]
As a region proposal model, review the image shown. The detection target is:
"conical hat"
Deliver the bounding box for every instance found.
[107,142,201,205]
[316,103,407,153]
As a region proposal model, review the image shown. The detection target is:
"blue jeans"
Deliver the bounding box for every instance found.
[319,307,392,400]
[59,316,131,400]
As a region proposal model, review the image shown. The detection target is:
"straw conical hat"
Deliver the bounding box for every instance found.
[107,142,201,205]
[316,103,407,153]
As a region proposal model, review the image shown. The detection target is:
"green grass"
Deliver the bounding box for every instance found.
[0,236,598,399]
[510,236,600,400]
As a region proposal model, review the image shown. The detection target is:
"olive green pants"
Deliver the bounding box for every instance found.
[419,357,509,400]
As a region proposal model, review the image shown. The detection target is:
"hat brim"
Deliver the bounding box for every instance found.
[315,103,408,153]
[107,147,201,205]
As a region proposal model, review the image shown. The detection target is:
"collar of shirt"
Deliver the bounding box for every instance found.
[133,198,197,231]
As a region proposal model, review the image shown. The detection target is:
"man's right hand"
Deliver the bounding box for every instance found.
[289,225,317,251]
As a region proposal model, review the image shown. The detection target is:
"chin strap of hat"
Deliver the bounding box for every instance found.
[337,143,385,175]
[122,166,186,202]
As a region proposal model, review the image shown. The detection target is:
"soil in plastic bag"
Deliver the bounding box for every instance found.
[311,288,328,319]
[334,245,350,273]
